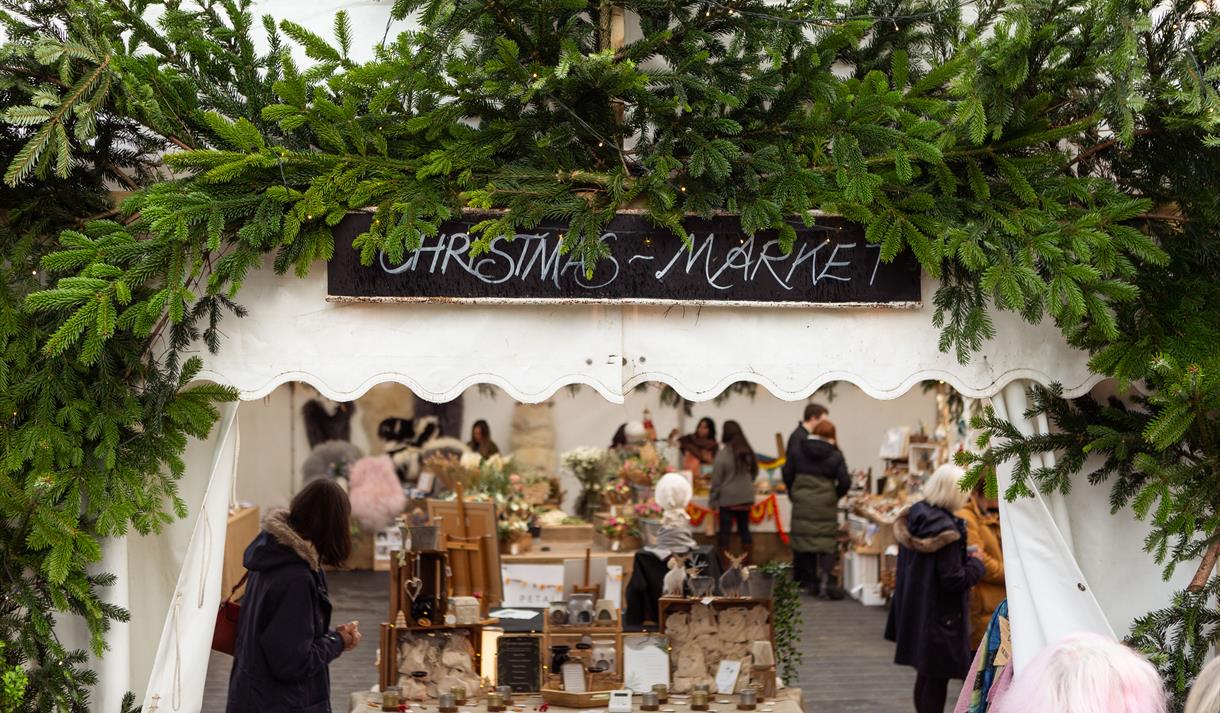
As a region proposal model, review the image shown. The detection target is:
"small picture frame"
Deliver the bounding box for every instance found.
[561,660,587,693]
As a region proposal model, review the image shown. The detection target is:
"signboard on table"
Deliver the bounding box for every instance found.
[501,564,624,609]
[496,635,542,693]
[329,211,921,307]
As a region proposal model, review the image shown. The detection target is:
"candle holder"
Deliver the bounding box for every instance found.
[748,683,764,704]
[691,691,710,711]
[487,693,505,712]
[495,686,513,706]
[641,692,659,711]
[451,687,467,706]
[737,689,757,710]
[381,687,401,712]
[439,693,457,713]
[652,684,669,704]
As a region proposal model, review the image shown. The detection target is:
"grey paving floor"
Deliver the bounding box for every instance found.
[202,573,959,713]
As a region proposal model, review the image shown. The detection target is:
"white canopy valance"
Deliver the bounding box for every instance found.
[194,261,1102,403]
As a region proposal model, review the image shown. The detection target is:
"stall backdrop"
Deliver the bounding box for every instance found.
[71,3,1193,710]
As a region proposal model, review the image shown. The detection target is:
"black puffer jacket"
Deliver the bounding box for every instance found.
[227,510,345,713]
[884,501,985,680]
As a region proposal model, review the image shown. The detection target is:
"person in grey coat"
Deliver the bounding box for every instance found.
[710,420,759,562]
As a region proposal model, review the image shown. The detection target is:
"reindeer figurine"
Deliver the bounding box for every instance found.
[663,555,689,597]
[718,551,751,598]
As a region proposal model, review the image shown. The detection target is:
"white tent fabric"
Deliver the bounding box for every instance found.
[990,381,1195,674]
[138,404,240,713]
[194,264,1102,403]
[990,381,1114,673]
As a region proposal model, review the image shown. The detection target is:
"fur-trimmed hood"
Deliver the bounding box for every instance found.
[893,501,962,554]
[244,508,321,572]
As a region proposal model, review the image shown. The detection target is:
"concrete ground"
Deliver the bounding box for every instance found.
[202,572,959,713]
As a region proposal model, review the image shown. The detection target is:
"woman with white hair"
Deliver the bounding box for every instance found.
[1185,656,1220,713]
[885,464,986,713]
[991,631,1165,713]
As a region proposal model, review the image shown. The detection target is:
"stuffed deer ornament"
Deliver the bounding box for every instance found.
[718,551,750,598]
[663,555,689,597]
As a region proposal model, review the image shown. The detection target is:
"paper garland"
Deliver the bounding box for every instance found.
[686,494,789,544]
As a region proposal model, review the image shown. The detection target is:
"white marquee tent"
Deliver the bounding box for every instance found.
[79,261,1192,713]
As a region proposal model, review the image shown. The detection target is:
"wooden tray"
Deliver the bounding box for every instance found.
[540,688,617,708]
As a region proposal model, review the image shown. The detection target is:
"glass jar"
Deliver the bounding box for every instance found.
[568,593,595,625]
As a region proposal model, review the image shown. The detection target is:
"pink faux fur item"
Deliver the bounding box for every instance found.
[991,632,1166,713]
[348,455,406,533]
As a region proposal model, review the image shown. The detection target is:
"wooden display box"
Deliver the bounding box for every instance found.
[658,596,775,650]
[543,609,625,680]
[222,506,259,599]
[378,620,495,692]
[389,549,449,627]
[540,523,595,544]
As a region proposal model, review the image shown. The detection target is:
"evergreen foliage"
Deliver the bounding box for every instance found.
[0,0,1216,709]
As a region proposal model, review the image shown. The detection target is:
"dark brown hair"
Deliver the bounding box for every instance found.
[471,419,490,443]
[288,479,352,567]
[696,417,717,441]
[804,403,829,422]
[721,420,759,477]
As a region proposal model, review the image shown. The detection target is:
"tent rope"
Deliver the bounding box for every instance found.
[172,593,183,711]
[198,507,211,608]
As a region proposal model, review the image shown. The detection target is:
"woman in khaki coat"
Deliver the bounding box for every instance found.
[957,482,1005,651]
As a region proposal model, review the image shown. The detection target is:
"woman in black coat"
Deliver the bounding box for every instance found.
[227,479,362,713]
[885,464,985,713]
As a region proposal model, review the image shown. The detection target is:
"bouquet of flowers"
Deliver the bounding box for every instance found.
[562,446,612,521]
[596,514,639,540]
[604,478,634,505]
[620,453,669,486]
[633,500,663,519]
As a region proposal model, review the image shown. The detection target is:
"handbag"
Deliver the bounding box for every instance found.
[212,571,249,656]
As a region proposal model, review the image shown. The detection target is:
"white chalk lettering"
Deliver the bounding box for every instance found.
[816,242,854,283]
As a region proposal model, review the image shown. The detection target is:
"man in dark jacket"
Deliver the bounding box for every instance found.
[782,403,828,492]
[783,403,828,592]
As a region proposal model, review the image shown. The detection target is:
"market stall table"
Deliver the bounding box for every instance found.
[687,494,792,563]
[348,686,805,713]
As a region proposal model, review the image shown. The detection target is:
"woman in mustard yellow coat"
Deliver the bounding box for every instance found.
[957,483,1005,651]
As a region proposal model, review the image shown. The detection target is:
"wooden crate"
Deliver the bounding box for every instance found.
[378,620,496,692]
[222,506,259,599]
[543,609,625,679]
[658,597,775,676]
[389,549,450,626]
[540,523,595,544]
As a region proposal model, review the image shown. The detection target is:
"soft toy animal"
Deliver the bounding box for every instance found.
[348,455,406,532]
[379,415,469,486]
[663,555,689,597]
[718,551,751,597]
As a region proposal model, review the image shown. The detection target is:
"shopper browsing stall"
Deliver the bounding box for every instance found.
[886,464,985,713]
[468,419,500,458]
[958,481,1005,652]
[676,417,719,472]
[227,479,362,713]
[709,420,759,562]
[787,415,850,599]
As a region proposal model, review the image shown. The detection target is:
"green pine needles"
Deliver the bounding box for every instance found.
[0,0,1218,710]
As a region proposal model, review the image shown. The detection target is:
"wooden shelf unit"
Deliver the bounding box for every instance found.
[542,610,625,680]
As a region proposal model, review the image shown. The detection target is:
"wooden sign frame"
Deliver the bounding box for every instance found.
[427,498,504,608]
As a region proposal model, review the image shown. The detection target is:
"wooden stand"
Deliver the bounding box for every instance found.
[429,490,503,612]
[389,548,449,626]
[378,620,496,693]
[658,597,776,684]
[379,543,497,693]
[542,608,625,680]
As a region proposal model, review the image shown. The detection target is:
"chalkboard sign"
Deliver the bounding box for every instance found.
[497,635,542,693]
[328,212,921,307]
